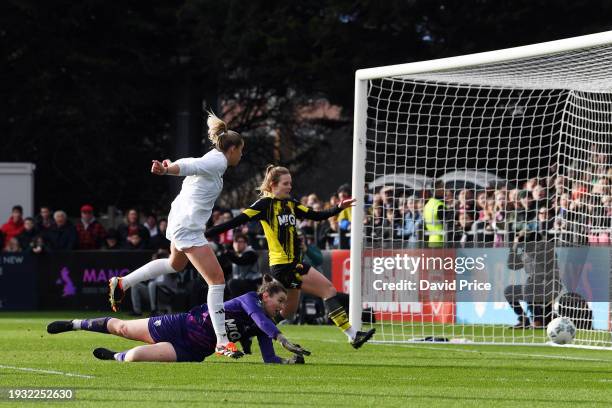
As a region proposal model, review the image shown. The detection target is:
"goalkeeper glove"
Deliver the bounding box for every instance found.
[282,355,305,364]
[277,334,311,356]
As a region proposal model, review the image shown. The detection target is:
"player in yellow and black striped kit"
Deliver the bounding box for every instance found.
[206,165,375,349]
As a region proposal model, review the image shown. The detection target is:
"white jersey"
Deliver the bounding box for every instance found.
[166,149,227,249]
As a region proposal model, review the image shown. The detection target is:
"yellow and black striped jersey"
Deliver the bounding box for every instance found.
[206,197,341,265]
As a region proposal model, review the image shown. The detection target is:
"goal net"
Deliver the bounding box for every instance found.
[350,32,612,349]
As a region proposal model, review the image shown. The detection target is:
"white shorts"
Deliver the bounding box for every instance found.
[166,227,209,251]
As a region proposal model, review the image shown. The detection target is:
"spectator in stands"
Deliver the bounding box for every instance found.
[17,217,37,250]
[536,207,554,238]
[102,228,120,250]
[1,205,25,249]
[532,183,548,211]
[143,214,159,238]
[117,209,150,248]
[45,210,78,250]
[365,199,385,243]
[206,208,222,229]
[453,212,474,244]
[216,211,235,246]
[456,189,474,219]
[337,184,352,249]
[329,193,340,208]
[492,190,508,244]
[306,193,320,207]
[225,233,261,298]
[27,234,49,254]
[122,232,147,250]
[397,195,422,246]
[423,181,448,247]
[149,218,170,251]
[471,202,495,244]
[474,191,488,221]
[76,204,107,250]
[553,176,566,197]
[327,216,341,249]
[384,207,400,243]
[3,237,22,253]
[514,190,536,233]
[35,206,55,232]
[379,186,395,210]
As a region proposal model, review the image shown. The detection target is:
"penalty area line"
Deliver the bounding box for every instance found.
[0,364,95,379]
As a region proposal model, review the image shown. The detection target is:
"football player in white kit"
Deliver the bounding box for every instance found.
[108,112,245,359]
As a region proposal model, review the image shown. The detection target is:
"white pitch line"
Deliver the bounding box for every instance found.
[302,337,612,363]
[392,344,612,363]
[0,364,95,379]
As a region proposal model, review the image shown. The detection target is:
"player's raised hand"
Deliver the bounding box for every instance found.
[338,198,357,209]
[277,334,311,356]
[151,160,167,175]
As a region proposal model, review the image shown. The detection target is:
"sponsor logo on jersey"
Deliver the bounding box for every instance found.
[276,214,297,226]
[225,318,241,341]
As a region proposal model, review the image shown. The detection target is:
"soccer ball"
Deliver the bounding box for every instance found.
[546,317,576,345]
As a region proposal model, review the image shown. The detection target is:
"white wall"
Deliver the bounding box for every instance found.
[0,163,35,220]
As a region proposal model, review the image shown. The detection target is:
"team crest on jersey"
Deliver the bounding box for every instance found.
[277,214,297,226]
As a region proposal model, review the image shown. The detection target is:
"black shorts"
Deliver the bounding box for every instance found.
[269,261,311,289]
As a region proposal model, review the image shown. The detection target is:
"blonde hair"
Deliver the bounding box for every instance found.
[258,165,290,196]
[206,111,243,152]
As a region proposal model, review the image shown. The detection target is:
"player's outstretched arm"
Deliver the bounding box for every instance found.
[205,198,269,238]
[277,334,311,356]
[256,334,305,364]
[205,213,250,238]
[296,198,357,221]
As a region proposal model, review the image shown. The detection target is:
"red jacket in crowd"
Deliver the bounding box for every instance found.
[76,219,107,249]
[1,217,24,244]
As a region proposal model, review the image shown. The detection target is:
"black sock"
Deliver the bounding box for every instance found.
[324,296,351,331]
[80,317,111,334]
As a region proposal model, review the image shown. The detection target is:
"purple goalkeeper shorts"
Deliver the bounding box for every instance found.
[148,313,210,362]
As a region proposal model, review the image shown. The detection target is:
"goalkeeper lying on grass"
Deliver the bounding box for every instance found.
[47,276,308,364]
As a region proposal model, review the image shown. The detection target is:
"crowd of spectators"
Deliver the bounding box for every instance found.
[3,160,609,255]
[363,165,612,248]
[0,182,355,254]
[0,204,171,254]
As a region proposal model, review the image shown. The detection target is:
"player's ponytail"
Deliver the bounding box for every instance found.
[258,274,287,298]
[258,165,290,196]
[206,111,243,152]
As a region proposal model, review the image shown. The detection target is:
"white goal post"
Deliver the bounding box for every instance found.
[350,31,612,349]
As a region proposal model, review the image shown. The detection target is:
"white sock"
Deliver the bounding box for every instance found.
[344,326,357,341]
[72,320,82,330]
[208,284,228,345]
[122,259,177,290]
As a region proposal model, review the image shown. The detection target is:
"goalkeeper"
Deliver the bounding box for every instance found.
[47,276,308,364]
[504,230,561,328]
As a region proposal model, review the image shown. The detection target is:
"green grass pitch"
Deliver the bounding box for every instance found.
[1,312,612,407]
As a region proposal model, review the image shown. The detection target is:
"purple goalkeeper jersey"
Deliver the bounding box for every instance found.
[185,292,282,363]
